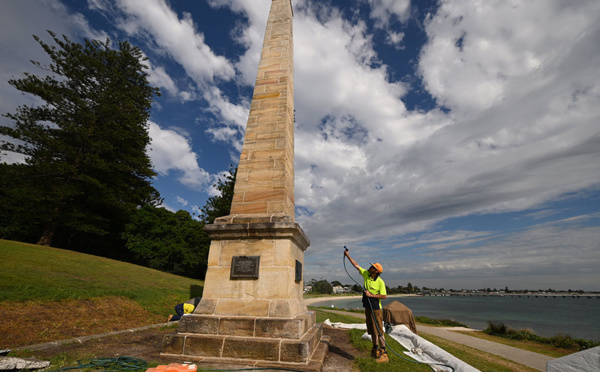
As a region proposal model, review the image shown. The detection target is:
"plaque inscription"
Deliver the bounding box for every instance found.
[231,256,260,279]
[295,260,302,282]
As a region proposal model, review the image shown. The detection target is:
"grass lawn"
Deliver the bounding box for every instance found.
[315,307,544,371]
[456,330,574,358]
[0,240,565,372]
[0,239,203,347]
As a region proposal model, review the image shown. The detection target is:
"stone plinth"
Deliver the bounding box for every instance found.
[160,221,327,369]
[161,313,325,367]
[196,220,309,318]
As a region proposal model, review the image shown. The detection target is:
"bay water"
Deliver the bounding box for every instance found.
[310,295,600,341]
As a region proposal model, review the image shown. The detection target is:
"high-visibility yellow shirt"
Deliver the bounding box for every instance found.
[359,267,386,309]
[183,303,195,314]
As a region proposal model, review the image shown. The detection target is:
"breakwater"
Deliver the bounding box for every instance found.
[428,293,600,299]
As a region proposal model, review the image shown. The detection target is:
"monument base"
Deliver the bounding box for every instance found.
[160,311,329,370]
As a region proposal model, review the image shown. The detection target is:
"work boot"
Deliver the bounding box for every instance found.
[376,350,389,363]
[370,347,380,358]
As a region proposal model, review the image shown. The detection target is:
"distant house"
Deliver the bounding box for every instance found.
[333,285,351,294]
[304,285,312,293]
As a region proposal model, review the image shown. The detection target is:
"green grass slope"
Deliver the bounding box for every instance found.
[0,239,204,316]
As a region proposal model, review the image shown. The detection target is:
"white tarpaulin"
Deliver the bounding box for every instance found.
[546,346,600,372]
[324,320,479,372]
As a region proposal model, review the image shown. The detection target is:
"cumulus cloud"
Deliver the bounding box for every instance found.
[418,1,599,115]
[367,0,411,27]
[112,0,235,85]
[3,0,599,289]
[147,121,211,191]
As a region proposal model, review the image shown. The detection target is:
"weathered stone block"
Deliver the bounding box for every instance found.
[267,202,286,214]
[246,140,279,152]
[255,77,279,86]
[280,323,322,363]
[260,97,288,108]
[220,239,275,266]
[219,317,256,337]
[178,315,219,334]
[253,91,281,100]
[244,190,285,203]
[184,335,224,357]
[193,298,217,315]
[206,242,221,267]
[255,318,301,339]
[222,338,280,361]
[268,299,292,318]
[247,167,286,182]
[257,269,292,299]
[231,181,274,193]
[161,334,185,355]
[230,201,269,215]
[249,106,279,116]
[280,340,310,363]
[216,299,270,317]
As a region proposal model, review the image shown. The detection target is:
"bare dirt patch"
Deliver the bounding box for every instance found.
[9,325,359,371]
[0,297,163,348]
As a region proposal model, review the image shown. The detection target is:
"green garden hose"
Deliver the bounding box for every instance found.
[43,356,310,372]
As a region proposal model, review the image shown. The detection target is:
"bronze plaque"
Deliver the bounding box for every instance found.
[231,256,260,279]
[295,260,302,282]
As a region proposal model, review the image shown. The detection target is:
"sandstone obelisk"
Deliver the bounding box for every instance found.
[161,1,328,369]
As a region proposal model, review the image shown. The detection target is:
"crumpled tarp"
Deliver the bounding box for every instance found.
[383,300,418,334]
[0,357,50,371]
[546,346,600,372]
[324,320,479,372]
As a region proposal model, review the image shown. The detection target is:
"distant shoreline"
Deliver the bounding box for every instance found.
[303,294,420,306]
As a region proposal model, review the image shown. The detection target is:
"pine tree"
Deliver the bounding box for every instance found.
[200,166,237,224]
[0,31,161,255]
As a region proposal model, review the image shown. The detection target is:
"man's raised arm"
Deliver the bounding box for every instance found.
[344,250,361,271]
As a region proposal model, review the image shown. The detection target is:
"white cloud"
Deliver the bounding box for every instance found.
[0,150,28,165]
[282,0,600,290]
[385,31,405,49]
[367,0,411,27]
[147,121,211,190]
[418,1,599,115]
[113,0,236,85]
[141,58,179,97]
[176,196,188,207]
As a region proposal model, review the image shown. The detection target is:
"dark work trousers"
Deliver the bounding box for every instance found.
[171,303,184,321]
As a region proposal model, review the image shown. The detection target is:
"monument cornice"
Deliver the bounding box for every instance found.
[205,220,310,250]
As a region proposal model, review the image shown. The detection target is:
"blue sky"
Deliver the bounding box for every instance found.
[1,0,599,290]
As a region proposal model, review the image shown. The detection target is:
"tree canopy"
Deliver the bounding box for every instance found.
[122,167,237,278]
[0,31,160,256]
[123,206,210,279]
[200,165,237,224]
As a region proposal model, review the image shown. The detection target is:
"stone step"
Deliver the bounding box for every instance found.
[176,311,316,340]
[162,323,324,367]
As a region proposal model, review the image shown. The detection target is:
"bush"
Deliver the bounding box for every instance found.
[415,316,469,328]
[483,320,600,351]
[486,320,508,335]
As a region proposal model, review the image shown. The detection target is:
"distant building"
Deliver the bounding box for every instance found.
[332,285,351,294]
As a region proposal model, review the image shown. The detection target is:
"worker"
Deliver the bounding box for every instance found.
[344,250,388,363]
[167,297,201,322]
